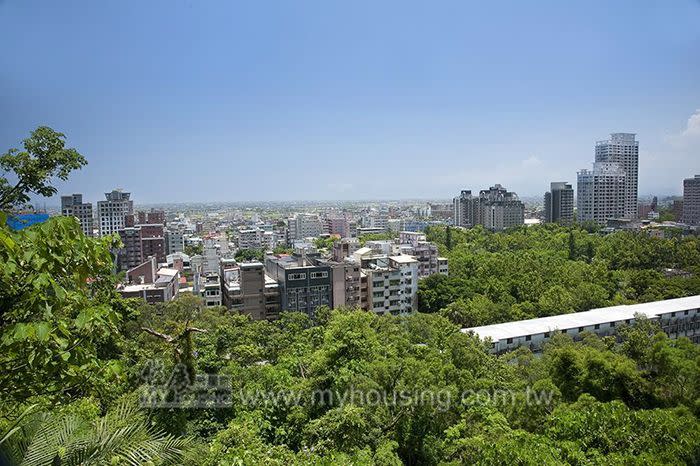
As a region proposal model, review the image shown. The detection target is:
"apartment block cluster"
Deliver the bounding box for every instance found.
[452,184,525,230]
[61,189,206,304]
[447,133,699,232]
[60,192,450,317]
[539,133,699,230]
[217,230,448,321]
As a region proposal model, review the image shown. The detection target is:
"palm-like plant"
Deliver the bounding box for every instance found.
[0,402,190,465]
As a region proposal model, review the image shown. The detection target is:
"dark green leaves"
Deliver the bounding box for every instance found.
[0,126,86,211]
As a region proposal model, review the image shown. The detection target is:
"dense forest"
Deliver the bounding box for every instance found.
[1,128,699,464]
[1,216,699,464]
[419,224,700,327]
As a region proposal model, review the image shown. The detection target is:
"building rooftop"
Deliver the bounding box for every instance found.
[167,252,191,262]
[389,255,418,264]
[157,268,179,277]
[155,275,173,285]
[462,295,700,342]
[240,261,264,269]
[121,283,155,293]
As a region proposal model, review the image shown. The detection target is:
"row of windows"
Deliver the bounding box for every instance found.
[504,319,636,344]
[288,271,329,281]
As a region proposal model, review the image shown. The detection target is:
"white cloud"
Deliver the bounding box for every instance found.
[668,108,700,149]
[681,109,700,138]
[521,155,542,168]
[640,107,700,195]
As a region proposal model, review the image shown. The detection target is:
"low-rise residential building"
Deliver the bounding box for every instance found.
[438,257,449,275]
[261,230,279,250]
[118,257,180,303]
[310,257,362,310]
[200,273,222,307]
[387,219,403,232]
[332,237,360,261]
[364,213,389,230]
[117,223,166,270]
[287,214,323,242]
[237,228,263,250]
[166,252,190,272]
[324,217,351,237]
[362,255,418,316]
[366,240,396,255]
[221,260,281,320]
[357,227,386,236]
[398,231,447,278]
[165,229,185,254]
[265,253,332,318]
[464,295,700,354]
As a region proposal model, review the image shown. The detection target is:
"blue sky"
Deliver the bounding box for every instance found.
[2,0,699,203]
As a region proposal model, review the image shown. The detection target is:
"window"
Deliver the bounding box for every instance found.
[310,271,328,279]
[544,332,550,338]
[288,273,306,281]
[594,324,600,330]
[671,312,676,317]
[525,335,531,341]
[578,327,584,332]
[610,321,616,328]
[684,310,689,315]
[506,338,513,344]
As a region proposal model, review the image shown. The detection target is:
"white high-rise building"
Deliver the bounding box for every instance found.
[594,133,639,219]
[97,190,133,236]
[288,214,323,241]
[478,184,524,230]
[61,193,94,236]
[453,185,524,230]
[577,162,627,224]
[544,182,574,225]
[453,190,477,228]
[683,175,700,226]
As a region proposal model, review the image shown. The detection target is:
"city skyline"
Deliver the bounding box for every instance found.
[2,1,699,203]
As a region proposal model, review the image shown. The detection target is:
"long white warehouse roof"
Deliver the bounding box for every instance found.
[461,295,700,342]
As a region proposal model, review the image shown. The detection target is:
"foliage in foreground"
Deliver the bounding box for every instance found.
[0,399,190,466]
[1,193,700,464]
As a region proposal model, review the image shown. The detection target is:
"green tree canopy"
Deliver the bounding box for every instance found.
[0,126,86,211]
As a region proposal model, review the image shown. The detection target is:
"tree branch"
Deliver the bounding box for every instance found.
[141,327,177,344]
